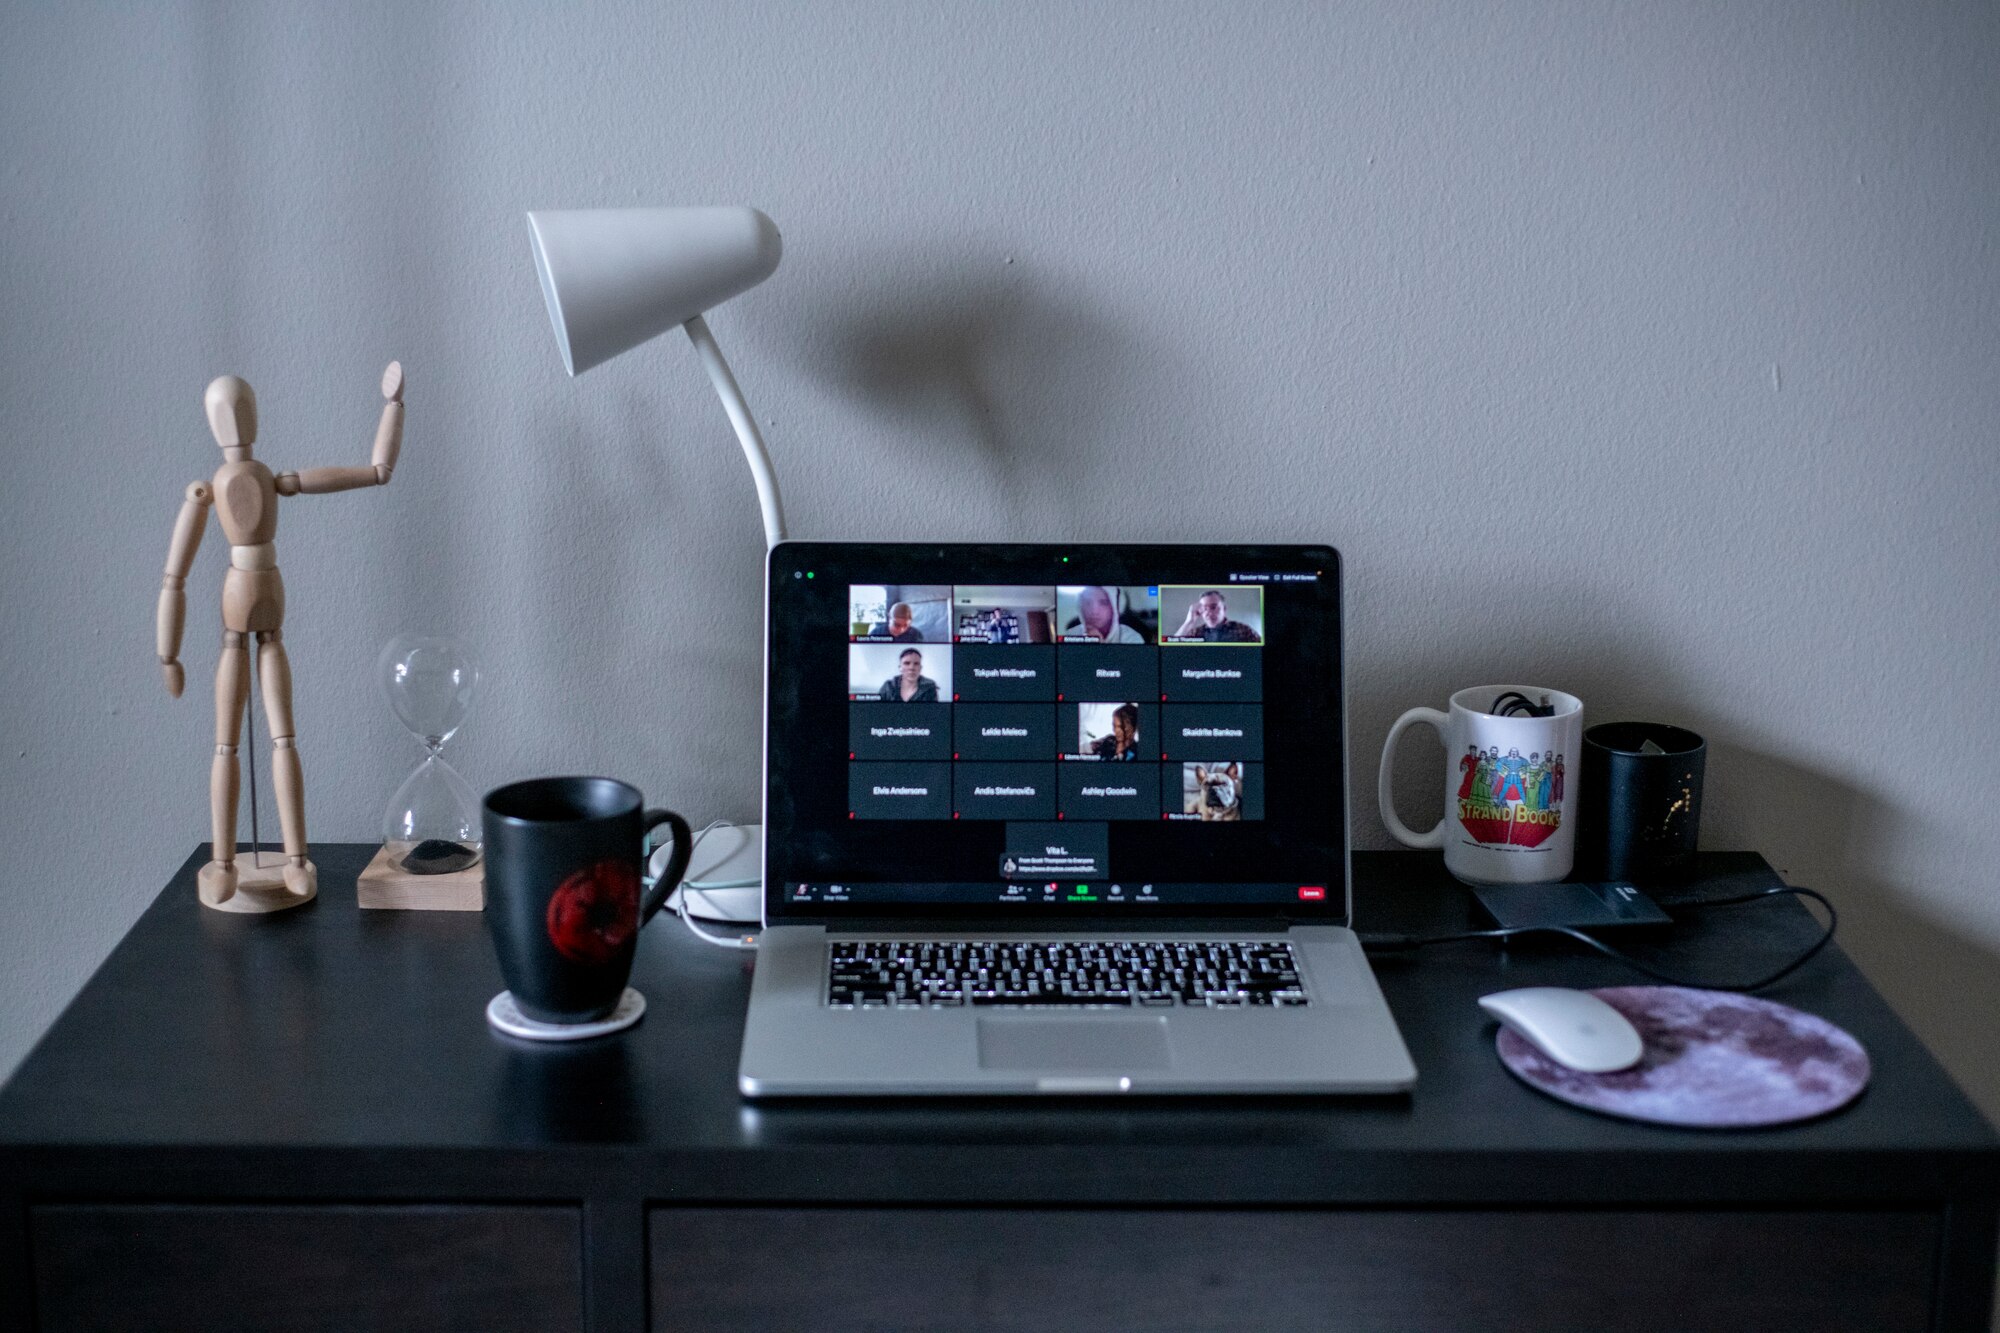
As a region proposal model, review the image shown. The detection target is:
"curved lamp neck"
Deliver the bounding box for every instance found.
[682,314,786,550]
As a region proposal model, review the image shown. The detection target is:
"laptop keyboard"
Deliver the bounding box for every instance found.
[826,940,1308,1008]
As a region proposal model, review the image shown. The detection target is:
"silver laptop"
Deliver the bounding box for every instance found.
[738,543,1415,1096]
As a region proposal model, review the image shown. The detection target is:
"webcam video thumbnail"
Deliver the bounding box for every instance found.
[1055,585,1158,644]
[1174,761,1264,821]
[1072,701,1149,761]
[850,585,952,643]
[1159,585,1264,644]
[850,642,953,702]
[952,585,1056,644]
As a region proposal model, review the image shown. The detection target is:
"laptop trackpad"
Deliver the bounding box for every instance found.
[977,1016,1172,1071]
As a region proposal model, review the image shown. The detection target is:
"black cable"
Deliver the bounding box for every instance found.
[1359,885,1837,993]
[1489,690,1555,717]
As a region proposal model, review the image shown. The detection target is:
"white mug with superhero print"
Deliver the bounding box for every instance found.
[1379,685,1582,884]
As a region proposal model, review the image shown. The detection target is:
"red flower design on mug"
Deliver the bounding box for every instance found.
[544,859,640,965]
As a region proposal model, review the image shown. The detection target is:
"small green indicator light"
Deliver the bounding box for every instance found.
[1061,556,1070,563]
[805,571,815,578]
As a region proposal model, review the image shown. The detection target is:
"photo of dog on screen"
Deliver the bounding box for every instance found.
[1183,762,1245,821]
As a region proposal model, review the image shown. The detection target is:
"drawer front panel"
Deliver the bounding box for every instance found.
[33,1203,582,1333]
[650,1206,1936,1333]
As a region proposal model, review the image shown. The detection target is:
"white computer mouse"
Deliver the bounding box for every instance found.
[1478,987,1645,1073]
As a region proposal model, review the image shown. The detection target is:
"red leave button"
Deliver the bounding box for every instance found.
[1297,885,1327,901]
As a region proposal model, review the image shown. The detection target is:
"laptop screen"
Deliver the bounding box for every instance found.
[764,543,1348,921]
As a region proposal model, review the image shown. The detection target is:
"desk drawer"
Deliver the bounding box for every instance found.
[649,1206,1936,1332]
[32,1203,582,1332]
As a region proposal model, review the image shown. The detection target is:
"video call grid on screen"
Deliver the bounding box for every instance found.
[849,582,1267,822]
[767,545,1344,919]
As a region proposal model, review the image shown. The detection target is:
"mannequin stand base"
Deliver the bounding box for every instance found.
[358,844,484,911]
[199,858,317,914]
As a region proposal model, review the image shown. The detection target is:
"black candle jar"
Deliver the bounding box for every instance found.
[1576,722,1705,883]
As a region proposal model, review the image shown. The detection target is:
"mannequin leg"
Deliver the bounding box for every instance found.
[257,631,314,898]
[201,631,249,906]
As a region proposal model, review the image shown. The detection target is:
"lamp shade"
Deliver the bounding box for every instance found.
[525,206,782,376]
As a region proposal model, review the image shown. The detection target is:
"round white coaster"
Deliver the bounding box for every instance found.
[486,988,645,1042]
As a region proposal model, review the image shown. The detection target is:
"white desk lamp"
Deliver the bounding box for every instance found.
[525,205,781,923]
[525,205,787,547]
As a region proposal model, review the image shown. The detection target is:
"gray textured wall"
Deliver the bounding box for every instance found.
[3,0,1997,1131]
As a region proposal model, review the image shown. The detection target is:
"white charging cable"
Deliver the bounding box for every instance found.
[650,820,761,952]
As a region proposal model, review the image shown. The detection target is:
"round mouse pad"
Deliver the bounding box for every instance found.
[486,988,645,1042]
[1495,985,1869,1128]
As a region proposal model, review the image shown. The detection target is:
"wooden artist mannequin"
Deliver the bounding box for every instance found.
[157,363,404,912]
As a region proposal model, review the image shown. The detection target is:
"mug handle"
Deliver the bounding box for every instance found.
[638,808,695,926]
[1379,708,1450,848]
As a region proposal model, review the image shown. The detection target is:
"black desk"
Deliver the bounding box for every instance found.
[1,849,1993,1332]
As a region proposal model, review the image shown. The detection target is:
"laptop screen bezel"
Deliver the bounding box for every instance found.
[761,542,1352,927]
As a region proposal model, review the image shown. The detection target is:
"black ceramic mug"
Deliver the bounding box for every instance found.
[481,777,693,1024]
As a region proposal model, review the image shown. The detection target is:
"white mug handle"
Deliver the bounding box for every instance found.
[1379,707,1451,848]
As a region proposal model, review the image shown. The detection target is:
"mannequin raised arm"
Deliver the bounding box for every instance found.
[275,362,404,496]
[156,480,214,697]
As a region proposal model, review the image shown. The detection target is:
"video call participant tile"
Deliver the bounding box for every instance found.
[1167,761,1265,821]
[1058,762,1160,821]
[955,704,1059,761]
[953,763,1058,820]
[1069,701,1157,761]
[1054,585,1158,644]
[849,642,952,702]
[1160,645,1261,702]
[849,702,952,760]
[1160,704,1264,760]
[849,763,952,820]
[848,584,952,642]
[952,585,1057,644]
[954,643,1057,702]
[1057,644,1158,699]
[1159,584,1264,645]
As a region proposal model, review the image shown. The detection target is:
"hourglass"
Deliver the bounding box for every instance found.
[358,635,486,910]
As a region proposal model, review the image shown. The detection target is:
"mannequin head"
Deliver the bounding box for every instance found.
[205,376,257,450]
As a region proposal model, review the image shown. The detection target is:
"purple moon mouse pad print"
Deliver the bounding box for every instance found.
[1495,986,1870,1128]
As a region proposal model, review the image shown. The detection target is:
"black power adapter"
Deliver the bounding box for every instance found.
[1469,880,1673,932]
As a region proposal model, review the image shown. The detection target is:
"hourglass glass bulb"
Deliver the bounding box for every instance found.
[378,635,482,874]
[379,635,480,750]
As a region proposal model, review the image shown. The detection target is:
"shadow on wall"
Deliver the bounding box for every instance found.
[1360,584,1704,846]
[822,280,1027,463]
[778,269,1212,537]
[1706,744,2000,1121]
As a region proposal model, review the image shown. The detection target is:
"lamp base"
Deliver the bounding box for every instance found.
[659,821,763,922]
